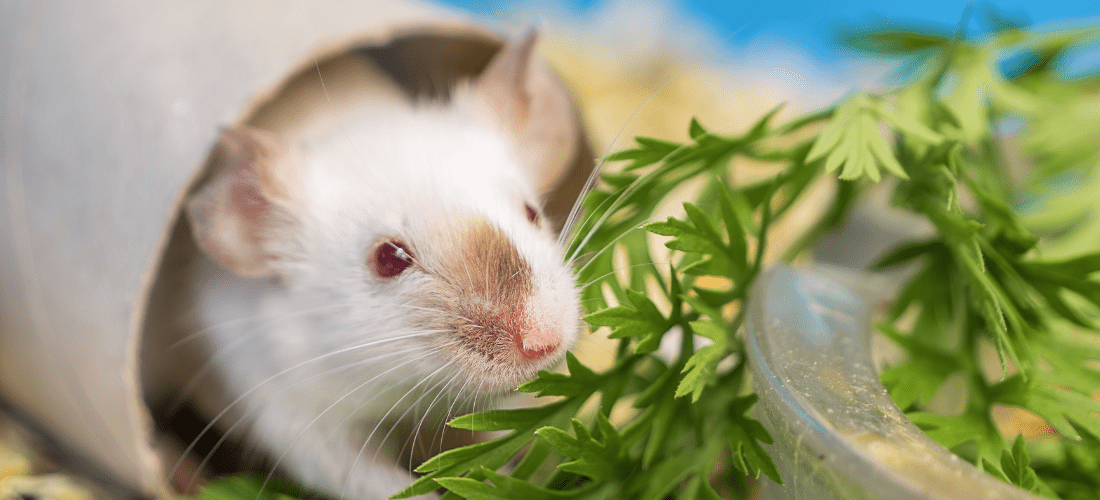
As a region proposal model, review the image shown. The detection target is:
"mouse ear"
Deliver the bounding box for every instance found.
[467,29,583,195]
[185,126,302,278]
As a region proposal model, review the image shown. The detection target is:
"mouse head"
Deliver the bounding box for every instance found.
[185,32,584,397]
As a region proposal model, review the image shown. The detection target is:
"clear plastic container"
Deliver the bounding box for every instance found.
[745,265,1040,500]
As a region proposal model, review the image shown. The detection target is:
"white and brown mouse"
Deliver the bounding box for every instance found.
[157,32,586,499]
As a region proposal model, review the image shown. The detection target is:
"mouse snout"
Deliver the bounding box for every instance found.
[453,300,562,363]
[426,217,577,379]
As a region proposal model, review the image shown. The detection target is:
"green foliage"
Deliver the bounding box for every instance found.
[535,414,628,481]
[584,288,671,354]
[806,94,928,181]
[856,19,1100,500]
[1030,429,1100,500]
[179,474,306,500]
[982,435,1059,498]
[676,320,730,401]
[725,394,780,484]
[391,355,601,499]
[190,18,1100,500]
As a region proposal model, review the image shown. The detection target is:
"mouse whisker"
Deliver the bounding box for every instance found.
[559,66,680,255]
[379,367,459,474]
[174,326,445,410]
[179,342,445,492]
[575,260,673,293]
[564,249,598,269]
[462,256,476,290]
[168,302,348,351]
[565,185,659,267]
[202,337,459,495]
[319,339,462,435]
[467,376,489,429]
[557,67,686,250]
[166,302,356,412]
[389,303,473,324]
[562,100,757,270]
[339,357,459,499]
[421,371,466,464]
[580,296,613,306]
[435,373,477,460]
[255,343,459,498]
[570,218,661,280]
[169,330,451,485]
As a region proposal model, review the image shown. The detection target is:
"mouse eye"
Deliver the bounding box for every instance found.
[369,239,415,279]
[524,203,540,225]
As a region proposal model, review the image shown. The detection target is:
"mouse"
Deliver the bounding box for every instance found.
[156,31,587,500]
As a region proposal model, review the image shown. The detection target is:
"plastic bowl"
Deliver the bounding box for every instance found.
[745,265,1040,500]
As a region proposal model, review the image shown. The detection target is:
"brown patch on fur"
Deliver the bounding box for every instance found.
[438,220,533,300]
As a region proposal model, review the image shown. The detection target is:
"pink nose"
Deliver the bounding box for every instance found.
[516,329,561,360]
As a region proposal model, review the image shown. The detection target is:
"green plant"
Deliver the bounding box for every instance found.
[189,16,1100,500]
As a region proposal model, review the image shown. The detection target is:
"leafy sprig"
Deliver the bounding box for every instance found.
[851,18,1100,499]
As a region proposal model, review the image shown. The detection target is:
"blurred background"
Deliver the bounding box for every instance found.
[443,0,1100,64]
[431,0,1099,153]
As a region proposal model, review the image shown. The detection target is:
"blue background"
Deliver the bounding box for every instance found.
[436,0,1100,66]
